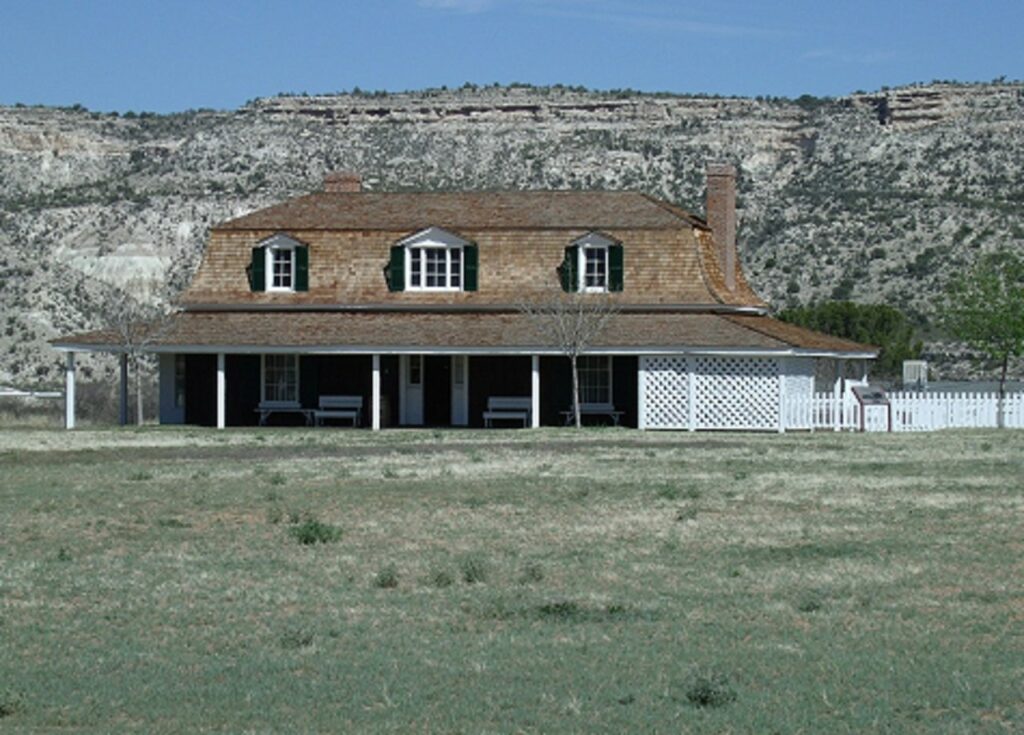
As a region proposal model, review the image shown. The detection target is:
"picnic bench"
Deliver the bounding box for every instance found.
[313,395,363,427]
[483,396,532,428]
[256,402,314,426]
[560,403,624,426]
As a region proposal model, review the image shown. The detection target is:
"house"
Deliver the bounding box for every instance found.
[53,165,876,430]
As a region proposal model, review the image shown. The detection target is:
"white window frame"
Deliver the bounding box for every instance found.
[260,354,300,407]
[573,232,616,293]
[578,355,613,408]
[261,234,300,293]
[399,227,469,292]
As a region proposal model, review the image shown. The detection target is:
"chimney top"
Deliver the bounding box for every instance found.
[705,162,737,292]
[706,162,737,179]
[324,171,362,193]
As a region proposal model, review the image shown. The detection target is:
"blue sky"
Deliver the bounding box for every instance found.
[1,0,1020,112]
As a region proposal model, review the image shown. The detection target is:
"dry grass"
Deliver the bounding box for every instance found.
[0,427,1021,732]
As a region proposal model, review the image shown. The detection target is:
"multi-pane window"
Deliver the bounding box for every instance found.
[579,356,612,405]
[582,246,608,291]
[269,247,294,290]
[263,355,298,404]
[409,247,462,290]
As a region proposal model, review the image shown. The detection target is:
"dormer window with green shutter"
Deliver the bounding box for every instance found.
[249,234,309,293]
[562,232,623,293]
[388,227,478,292]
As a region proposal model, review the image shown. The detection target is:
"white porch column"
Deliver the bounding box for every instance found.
[687,356,697,432]
[216,352,226,430]
[777,365,787,433]
[833,358,845,432]
[530,355,540,428]
[371,354,381,431]
[64,351,76,430]
[637,357,647,430]
[119,353,129,426]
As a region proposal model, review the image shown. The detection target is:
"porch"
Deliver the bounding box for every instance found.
[153,353,639,429]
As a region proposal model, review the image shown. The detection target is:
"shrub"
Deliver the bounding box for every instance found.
[0,689,24,718]
[374,564,399,589]
[56,547,72,562]
[537,600,580,620]
[279,628,314,650]
[430,569,455,588]
[460,555,489,584]
[520,562,544,584]
[289,519,342,545]
[683,668,737,708]
[796,593,825,613]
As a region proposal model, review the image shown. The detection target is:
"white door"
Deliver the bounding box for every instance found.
[401,355,424,425]
[451,355,468,426]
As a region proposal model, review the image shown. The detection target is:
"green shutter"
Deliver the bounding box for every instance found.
[608,244,624,292]
[561,245,579,292]
[463,244,478,291]
[388,245,405,292]
[250,246,266,292]
[294,245,309,292]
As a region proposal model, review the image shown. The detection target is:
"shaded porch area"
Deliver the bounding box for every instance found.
[165,353,638,429]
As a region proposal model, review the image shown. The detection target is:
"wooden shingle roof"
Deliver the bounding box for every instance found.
[217,191,706,231]
[53,311,875,355]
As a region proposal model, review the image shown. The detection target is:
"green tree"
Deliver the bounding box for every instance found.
[777,301,922,377]
[942,250,1024,427]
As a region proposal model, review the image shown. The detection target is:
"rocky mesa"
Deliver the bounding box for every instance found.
[1,81,1022,386]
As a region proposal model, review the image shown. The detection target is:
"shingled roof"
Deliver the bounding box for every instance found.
[217,191,706,232]
[53,311,876,355]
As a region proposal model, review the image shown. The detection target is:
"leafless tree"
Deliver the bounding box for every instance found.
[87,275,179,426]
[518,294,619,428]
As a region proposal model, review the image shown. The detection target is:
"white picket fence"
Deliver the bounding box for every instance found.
[785,391,1024,432]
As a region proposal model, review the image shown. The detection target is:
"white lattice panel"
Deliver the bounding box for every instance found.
[695,356,780,430]
[640,356,689,429]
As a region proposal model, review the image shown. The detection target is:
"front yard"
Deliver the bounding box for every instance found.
[0,427,1021,732]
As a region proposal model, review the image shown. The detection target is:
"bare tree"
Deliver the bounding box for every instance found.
[87,276,178,426]
[518,294,619,428]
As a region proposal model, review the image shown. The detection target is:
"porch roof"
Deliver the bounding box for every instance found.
[52,310,877,357]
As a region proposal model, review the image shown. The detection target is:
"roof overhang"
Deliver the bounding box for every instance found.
[50,342,876,360]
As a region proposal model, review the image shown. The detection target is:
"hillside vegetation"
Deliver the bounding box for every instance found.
[1,81,1022,386]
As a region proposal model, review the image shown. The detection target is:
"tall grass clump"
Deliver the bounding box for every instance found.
[683,668,737,708]
[374,564,400,589]
[460,554,489,584]
[289,518,342,545]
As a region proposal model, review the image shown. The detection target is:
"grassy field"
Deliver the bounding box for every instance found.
[0,427,1021,733]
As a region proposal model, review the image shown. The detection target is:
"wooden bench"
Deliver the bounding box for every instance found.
[483,396,532,428]
[560,403,624,426]
[256,402,314,426]
[313,395,363,427]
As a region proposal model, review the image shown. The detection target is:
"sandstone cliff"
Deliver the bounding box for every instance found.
[1,82,1022,384]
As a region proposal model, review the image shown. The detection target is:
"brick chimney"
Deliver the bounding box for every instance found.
[705,163,737,291]
[323,171,362,193]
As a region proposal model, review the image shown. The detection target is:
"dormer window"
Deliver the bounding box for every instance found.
[387,227,478,292]
[582,245,608,291]
[410,245,462,290]
[561,232,624,293]
[248,234,309,293]
[268,245,294,291]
